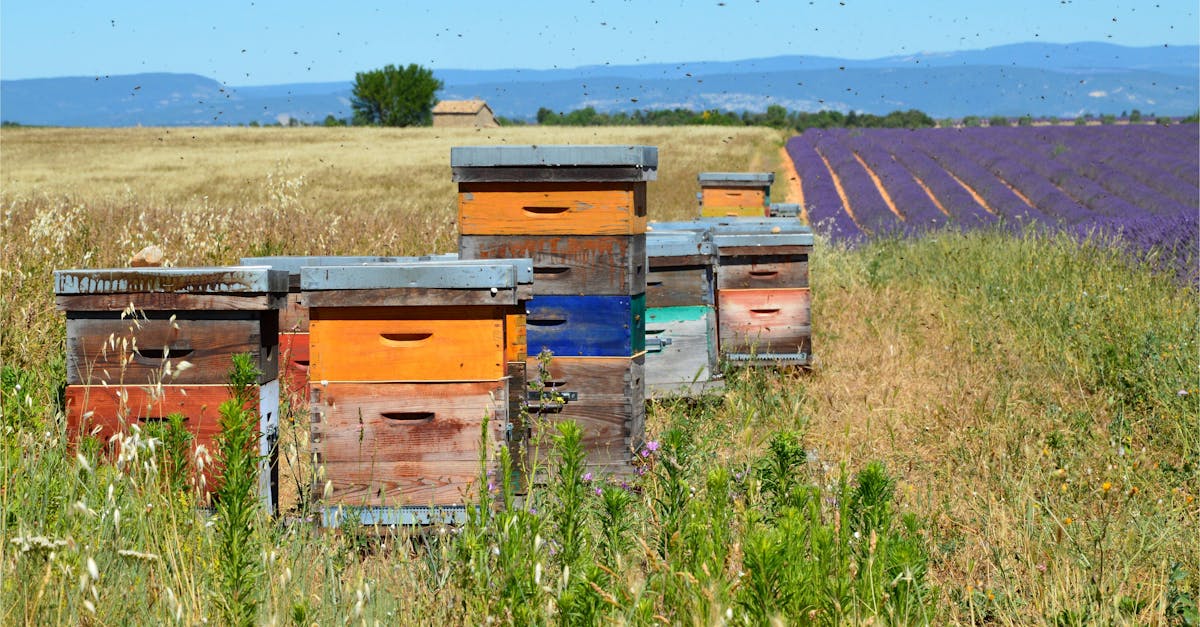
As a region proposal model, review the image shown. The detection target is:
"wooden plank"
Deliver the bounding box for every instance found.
[300,263,519,291]
[505,313,527,363]
[458,182,647,236]
[451,145,658,169]
[646,232,714,259]
[701,188,768,211]
[308,306,506,382]
[56,292,284,312]
[701,206,769,218]
[280,293,309,333]
[66,315,276,385]
[279,332,310,407]
[65,384,268,500]
[240,255,459,289]
[55,267,287,295]
[717,245,813,257]
[768,203,802,217]
[453,166,655,183]
[459,234,646,296]
[302,286,529,308]
[646,265,714,308]
[312,461,489,508]
[717,254,810,290]
[698,172,774,186]
[526,294,645,357]
[311,381,506,462]
[713,233,815,249]
[645,307,718,391]
[717,288,812,355]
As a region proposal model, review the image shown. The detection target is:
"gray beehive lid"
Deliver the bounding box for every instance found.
[646,221,716,233]
[713,232,815,249]
[300,259,533,292]
[697,217,813,235]
[240,254,459,289]
[452,145,657,182]
[55,266,288,295]
[647,230,716,259]
[698,172,774,187]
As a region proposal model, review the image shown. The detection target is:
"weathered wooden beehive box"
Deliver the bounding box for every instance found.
[644,228,720,396]
[698,172,774,217]
[239,254,458,406]
[768,203,802,218]
[709,218,814,365]
[453,144,655,471]
[301,260,531,525]
[55,266,287,512]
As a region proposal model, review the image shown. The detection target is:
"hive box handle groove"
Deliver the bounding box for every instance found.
[523,206,570,215]
[534,266,571,276]
[749,271,780,278]
[381,411,435,423]
[527,318,567,326]
[134,346,194,364]
[139,415,188,423]
[378,332,434,346]
[750,308,781,316]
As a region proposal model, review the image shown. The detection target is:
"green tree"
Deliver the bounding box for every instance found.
[351,63,442,127]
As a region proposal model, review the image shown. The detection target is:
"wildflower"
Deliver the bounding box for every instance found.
[1179,390,1189,396]
[1063,517,1073,525]
[1129,487,1139,496]
[595,487,602,496]
[1101,481,1112,493]
[1036,563,1047,573]
[645,440,659,452]
[582,472,592,482]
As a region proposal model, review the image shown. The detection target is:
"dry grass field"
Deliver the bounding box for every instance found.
[1,126,1196,625]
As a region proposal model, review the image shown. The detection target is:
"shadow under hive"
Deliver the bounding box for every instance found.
[55,266,288,514]
[453,144,657,471]
[698,172,775,217]
[301,260,531,526]
[644,227,721,397]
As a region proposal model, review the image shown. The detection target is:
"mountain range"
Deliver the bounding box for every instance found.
[2,42,1196,127]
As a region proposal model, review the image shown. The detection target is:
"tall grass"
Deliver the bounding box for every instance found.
[2,126,1196,623]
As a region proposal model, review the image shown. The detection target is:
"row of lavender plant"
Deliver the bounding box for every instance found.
[842,131,948,230]
[806,129,904,236]
[863,129,995,229]
[784,133,863,241]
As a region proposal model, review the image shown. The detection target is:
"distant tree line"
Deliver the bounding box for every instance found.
[533,104,938,131]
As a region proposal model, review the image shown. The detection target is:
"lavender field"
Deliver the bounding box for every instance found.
[787,125,1199,280]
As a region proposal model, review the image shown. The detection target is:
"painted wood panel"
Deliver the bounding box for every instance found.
[525,294,645,357]
[717,253,810,289]
[65,383,271,502]
[66,313,276,386]
[717,288,812,355]
[279,332,310,407]
[280,293,309,333]
[700,188,768,217]
[646,265,714,308]
[308,306,507,382]
[459,234,646,296]
[525,354,645,468]
[645,306,719,394]
[311,381,507,508]
[458,182,647,235]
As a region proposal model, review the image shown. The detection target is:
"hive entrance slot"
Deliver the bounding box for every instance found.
[749,270,780,278]
[534,266,570,276]
[527,318,566,327]
[523,206,569,215]
[750,308,781,316]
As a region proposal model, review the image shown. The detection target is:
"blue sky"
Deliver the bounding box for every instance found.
[2,0,1196,85]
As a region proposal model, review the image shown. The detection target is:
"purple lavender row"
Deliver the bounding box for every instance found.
[909,129,1055,228]
[844,131,949,232]
[1018,129,1189,216]
[808,129,904,236]
[977,127,1144,222]
[865,129,995,229]
[1070,208,1199,285]
[1043,125,1200,197]
[785,135,864,242]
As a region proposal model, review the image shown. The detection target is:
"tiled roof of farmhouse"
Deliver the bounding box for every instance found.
[432,99,489,114]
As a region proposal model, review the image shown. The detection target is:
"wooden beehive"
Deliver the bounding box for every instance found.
[55,266,287,512]
[240,254,458,406]
[301,260,532,521]
[698,172,774,217]
[453,145,657,236]
[644,229,721,396]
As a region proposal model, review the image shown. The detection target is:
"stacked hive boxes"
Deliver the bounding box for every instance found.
[453,145,655,471]
[698,172,775,217]
[303,260,532,525]
[644,227,721,396]
[707,218,815,366]
[55,266,287,513]
[239,255,457,406]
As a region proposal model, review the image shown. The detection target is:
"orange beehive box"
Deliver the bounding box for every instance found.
[698,172,774,217]
[717,288,812,357]
[452,145,657,236]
